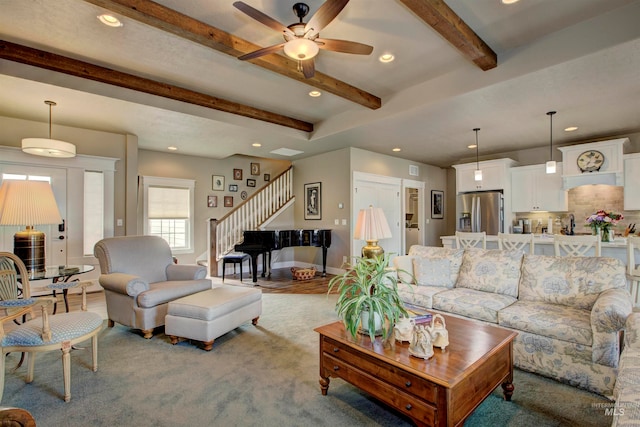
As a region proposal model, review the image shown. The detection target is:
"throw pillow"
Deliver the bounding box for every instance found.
[455,249,524,297]
[393,256,415,284]
[413,258,452,288]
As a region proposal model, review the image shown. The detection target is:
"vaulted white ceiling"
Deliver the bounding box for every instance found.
[1,0,639,167]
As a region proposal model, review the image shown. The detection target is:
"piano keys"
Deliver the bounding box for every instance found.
[234,229,332,283]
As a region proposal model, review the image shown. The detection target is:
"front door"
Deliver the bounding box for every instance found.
[0,165,67,267]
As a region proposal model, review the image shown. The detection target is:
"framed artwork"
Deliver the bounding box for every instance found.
[233,168,243,180]
[212,175,225,191]
[304,182,322,220]
[229,184,238,192]
[207,195,217,208]
[264,173,270,182]
[224,196,233,207]
[250,162,260,176]
[241,190,248,200]
[431,190,444,219]
[246,179,256,187]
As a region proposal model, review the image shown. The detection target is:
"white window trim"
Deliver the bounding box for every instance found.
[140,176,195,255]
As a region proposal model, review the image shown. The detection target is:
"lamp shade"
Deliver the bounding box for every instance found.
[22,138,76,158]
[0,180,62,226]
[283,38,319,60]
[354,206,392,241]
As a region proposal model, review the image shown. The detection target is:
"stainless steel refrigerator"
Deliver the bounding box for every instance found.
[456,191,503,235]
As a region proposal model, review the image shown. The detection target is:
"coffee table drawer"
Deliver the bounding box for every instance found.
[322,337,438,404]
[323,353,437,425]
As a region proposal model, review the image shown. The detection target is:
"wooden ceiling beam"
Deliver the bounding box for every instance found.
[398,0,497,71]
[83,0,381,109]
[0,40,313,132]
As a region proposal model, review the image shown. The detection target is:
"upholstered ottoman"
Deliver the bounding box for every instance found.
[165,286,262,351]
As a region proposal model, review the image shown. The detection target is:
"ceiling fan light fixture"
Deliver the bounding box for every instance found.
[283,38,319,60]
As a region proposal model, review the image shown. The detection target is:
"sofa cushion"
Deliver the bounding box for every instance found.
[499,300,592,346]
[137,280,212,308]
[398,282,446,309]
[519,255,627,310]
[408,246,464,286]
[393,256,415,284]
[455,249,524,298]
[432,288,516,323]
[413,258,452,287]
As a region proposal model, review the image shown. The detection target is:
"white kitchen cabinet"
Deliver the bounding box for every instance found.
[511,163,567,212]
[453,159,517,193]
[625,154,640,210]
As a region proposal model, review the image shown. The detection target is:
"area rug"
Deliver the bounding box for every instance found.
[2,294,611,426]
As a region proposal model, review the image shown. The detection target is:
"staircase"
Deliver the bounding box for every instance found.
[206,166,294,275]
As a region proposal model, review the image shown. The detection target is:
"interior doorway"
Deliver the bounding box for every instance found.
[402,179,425,254]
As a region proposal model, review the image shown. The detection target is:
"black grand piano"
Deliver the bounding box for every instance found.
[234,229,331,283]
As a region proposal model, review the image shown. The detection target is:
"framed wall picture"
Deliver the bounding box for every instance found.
[224,196,233,207]
[264,173,270,182]
[233,168,243,180]
[250,162,260,176]
[229,184,238,192]
[304,182,322,220]
[431,190,444,219]
[246,179,256,187]
[207,195,217,208]
[212,175,225,191]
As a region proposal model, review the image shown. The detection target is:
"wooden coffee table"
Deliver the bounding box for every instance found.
[315,314,517,427]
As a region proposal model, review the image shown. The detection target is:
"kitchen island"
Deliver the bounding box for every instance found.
[440,234,636,265]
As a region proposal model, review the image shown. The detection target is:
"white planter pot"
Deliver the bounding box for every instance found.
[360,311,383,336]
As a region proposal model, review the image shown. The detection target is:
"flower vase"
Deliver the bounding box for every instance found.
[601,228,611,243]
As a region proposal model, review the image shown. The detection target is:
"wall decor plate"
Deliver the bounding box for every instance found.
[241,190,248,200]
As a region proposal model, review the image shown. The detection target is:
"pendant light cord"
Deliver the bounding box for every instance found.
[474,128,480,169]
[45,100,56,139]
[547,111,556,161]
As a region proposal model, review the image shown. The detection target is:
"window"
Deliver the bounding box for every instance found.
[83,171,104,256]
[140,176,195,254]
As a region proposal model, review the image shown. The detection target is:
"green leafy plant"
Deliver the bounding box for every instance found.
[328,254,409,341]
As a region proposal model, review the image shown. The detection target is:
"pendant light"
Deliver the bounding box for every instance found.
[473,128,482,181]
[546,111,557,174]
[22,100,76,158]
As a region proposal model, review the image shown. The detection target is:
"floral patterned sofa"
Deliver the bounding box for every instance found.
[612,313,640,425]
[394,245,632,397]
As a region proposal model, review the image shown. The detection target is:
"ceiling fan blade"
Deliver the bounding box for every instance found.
[305,0,350,37]
[238,43,285,60]
[301,59,315,79]
[316,38,373,55]
[233,1,294,37]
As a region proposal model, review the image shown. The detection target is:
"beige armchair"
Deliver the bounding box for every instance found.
[94,236,211,338]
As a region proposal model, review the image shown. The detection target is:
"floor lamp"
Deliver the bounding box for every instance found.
[0,180,63,273]
[354,206,392,259]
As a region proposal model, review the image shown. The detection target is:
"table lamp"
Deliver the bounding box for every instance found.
[354,206,392,259]
[0,180,63,273]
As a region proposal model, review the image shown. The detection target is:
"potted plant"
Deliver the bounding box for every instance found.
[328,253,409,341]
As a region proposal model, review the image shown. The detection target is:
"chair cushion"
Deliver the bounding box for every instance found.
[168,287,262,321]
[398,282,446,309]
[137,280,212,308]
[2,312,103,347]
[432,288,516,323]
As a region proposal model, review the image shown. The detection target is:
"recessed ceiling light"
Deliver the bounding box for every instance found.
[98,14,123,27]
[379,53,395,63]
[468,144,477,149]
[252,143,262,147]
[392,148,401,152]
[501,0,520,4]
[308,90,321,97]
[564,126,579,132]
[167,146,178,151]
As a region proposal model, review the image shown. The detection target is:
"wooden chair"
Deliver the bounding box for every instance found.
[455,231,486,249]
[0,252,103,402]
[627,236,640,307]
[553,235,601,257]
[497,232,535,254]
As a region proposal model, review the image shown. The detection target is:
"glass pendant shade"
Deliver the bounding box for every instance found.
[283,38,319,60]
[474,169,483,181]
[546,160,557,174]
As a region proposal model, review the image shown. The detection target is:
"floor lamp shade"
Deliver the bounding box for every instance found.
[0,180,63,272]
[354,206,392,259]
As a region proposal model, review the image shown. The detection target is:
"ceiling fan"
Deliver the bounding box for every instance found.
[233,0,373,78]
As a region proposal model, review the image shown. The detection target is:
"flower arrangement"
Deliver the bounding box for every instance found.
[585,210,624,233]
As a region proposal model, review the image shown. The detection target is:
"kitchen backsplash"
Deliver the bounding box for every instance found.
[515,185,640,235]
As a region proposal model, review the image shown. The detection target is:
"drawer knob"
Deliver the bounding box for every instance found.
[333,347,339,353]
[405,404,412,411]
[333,366,339,371]
[405,381,412,387]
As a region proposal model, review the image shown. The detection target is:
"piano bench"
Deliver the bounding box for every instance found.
[222,253,251,282]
